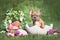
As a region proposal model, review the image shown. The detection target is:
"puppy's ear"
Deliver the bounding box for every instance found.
[36,9,41,15]
[29,8,33,15]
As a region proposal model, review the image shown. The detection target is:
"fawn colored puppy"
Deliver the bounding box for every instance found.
[29,9,44,29]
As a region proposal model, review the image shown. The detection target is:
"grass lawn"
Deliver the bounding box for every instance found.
[0,0,60,40]
[0,33,60,40]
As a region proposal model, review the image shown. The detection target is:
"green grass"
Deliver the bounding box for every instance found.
[0,33,60,40]
[0,0,60,40]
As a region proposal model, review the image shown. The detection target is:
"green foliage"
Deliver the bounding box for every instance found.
[0,22,6,31]
[5,8,20,21]
[3,8,32,29]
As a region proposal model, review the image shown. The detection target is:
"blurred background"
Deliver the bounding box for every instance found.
[0,0,60,30]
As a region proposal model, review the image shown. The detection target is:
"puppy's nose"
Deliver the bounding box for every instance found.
[34,16,36,18]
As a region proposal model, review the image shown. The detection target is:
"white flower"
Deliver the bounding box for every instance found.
[20,11,24,16]
[20,11,24,22]
[4,20,8,29]
[20,17,24,22]
[4,20,7,26]
[8,20,12,24]
[53,32,58,35]
[50,24,53,28]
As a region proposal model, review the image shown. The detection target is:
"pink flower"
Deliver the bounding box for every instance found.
[9,21,20,29]
[15,29,28,36]
[12,21,20,27]
[7,33,14,37]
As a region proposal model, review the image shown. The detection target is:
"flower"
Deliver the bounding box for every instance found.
[8,20,12,24]
[4,20,8,29]
[20,11,24,16]
[9,21,20,29]
[20,11,24,22]
[20,17,24,22]
[7,33,15,37]
[4,9,26,29]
